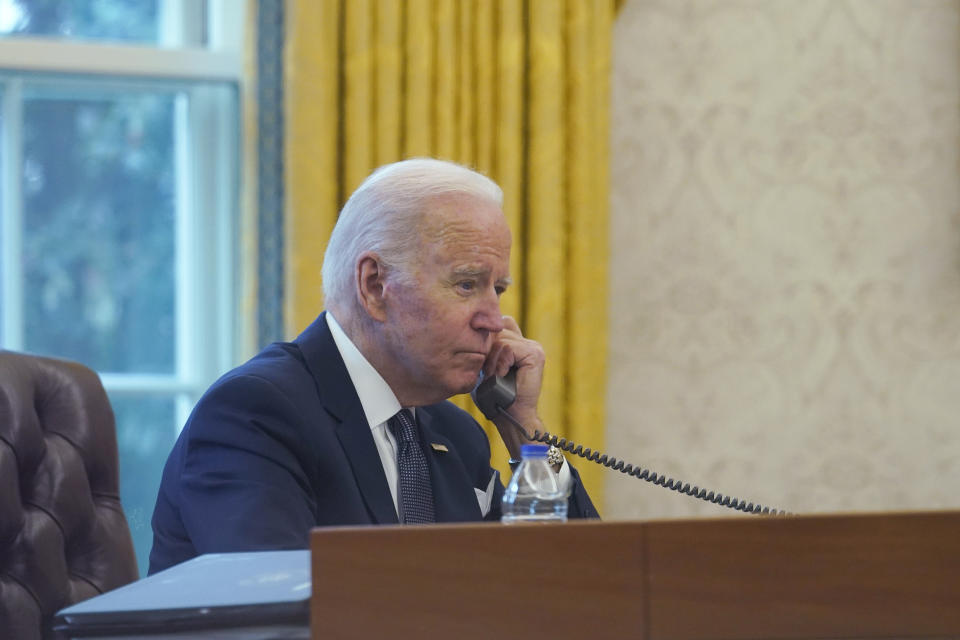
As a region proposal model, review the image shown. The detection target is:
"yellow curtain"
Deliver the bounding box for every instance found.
[285,0,614,508]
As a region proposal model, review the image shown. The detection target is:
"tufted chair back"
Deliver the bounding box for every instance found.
[0,350,138,639]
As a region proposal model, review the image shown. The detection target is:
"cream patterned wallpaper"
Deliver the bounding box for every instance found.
[607,0,960,519]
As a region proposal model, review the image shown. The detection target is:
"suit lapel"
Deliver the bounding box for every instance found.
[418,408,484,522]
[334,405,399,524]
[295,313,399,525]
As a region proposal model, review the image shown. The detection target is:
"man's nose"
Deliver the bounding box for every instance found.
[472,290,505,333]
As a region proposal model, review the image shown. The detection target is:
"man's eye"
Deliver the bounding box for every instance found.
[495,286,506,296]
[457,280,475,292]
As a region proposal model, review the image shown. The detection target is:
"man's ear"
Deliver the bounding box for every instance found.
[356,252,388,322]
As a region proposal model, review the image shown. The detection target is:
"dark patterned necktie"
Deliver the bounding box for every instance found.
[389,409,435,524]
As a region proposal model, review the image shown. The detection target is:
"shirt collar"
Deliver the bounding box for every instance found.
[326,312,403,430]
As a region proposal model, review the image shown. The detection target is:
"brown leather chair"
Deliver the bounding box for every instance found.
[0,350,138,639]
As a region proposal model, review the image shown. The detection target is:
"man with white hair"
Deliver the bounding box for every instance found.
[149,158,599,574]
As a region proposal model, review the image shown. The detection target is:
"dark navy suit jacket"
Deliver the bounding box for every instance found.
[149,312,599,574]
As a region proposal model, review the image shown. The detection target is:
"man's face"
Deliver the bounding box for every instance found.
[380,194,512,404]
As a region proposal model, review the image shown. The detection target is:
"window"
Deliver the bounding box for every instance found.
[0,0,244,575]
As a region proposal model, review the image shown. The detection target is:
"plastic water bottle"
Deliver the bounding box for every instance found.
[501,444,568,523]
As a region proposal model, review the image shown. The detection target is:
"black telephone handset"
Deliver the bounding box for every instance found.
[473,367,786,515]
[471,367,519,420]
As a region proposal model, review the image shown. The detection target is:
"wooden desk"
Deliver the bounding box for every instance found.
[310,510,960,639]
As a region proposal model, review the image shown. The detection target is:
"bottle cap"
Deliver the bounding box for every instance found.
[520,443,549,458]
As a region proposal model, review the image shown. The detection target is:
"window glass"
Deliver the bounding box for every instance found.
[22,89,176,374]
[0,0,240,578]
[0,0,160,44]
[110,393,178,571]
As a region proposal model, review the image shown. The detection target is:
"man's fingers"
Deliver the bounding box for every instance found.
[483,342,508,376]
[483,342,516,378]
[489,315,546,374]
[496,348,515,377]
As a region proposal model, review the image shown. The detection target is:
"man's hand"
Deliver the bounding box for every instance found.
[482,316,545,459]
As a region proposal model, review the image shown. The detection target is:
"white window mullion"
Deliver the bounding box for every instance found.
[214,92,239,373]
[207,0,245,53]
[173,91,197,433]
[160,0,206,48]
[182,84,238,409]
[191,84,240,377]
[1,79,23,349]
[99,373,201,395]
[0,39,239,81]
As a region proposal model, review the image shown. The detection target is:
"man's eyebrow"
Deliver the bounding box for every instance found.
[450,266,512,287]
[451,266,491,278]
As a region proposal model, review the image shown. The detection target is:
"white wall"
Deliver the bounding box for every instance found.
[607,0,960,518]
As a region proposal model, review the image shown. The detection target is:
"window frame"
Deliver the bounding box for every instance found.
[0,0,245,430]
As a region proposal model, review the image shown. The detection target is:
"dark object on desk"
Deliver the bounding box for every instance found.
[0,350,138,640]
[52,550,310,638]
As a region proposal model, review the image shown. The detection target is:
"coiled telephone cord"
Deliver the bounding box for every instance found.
[497,406,788,516]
